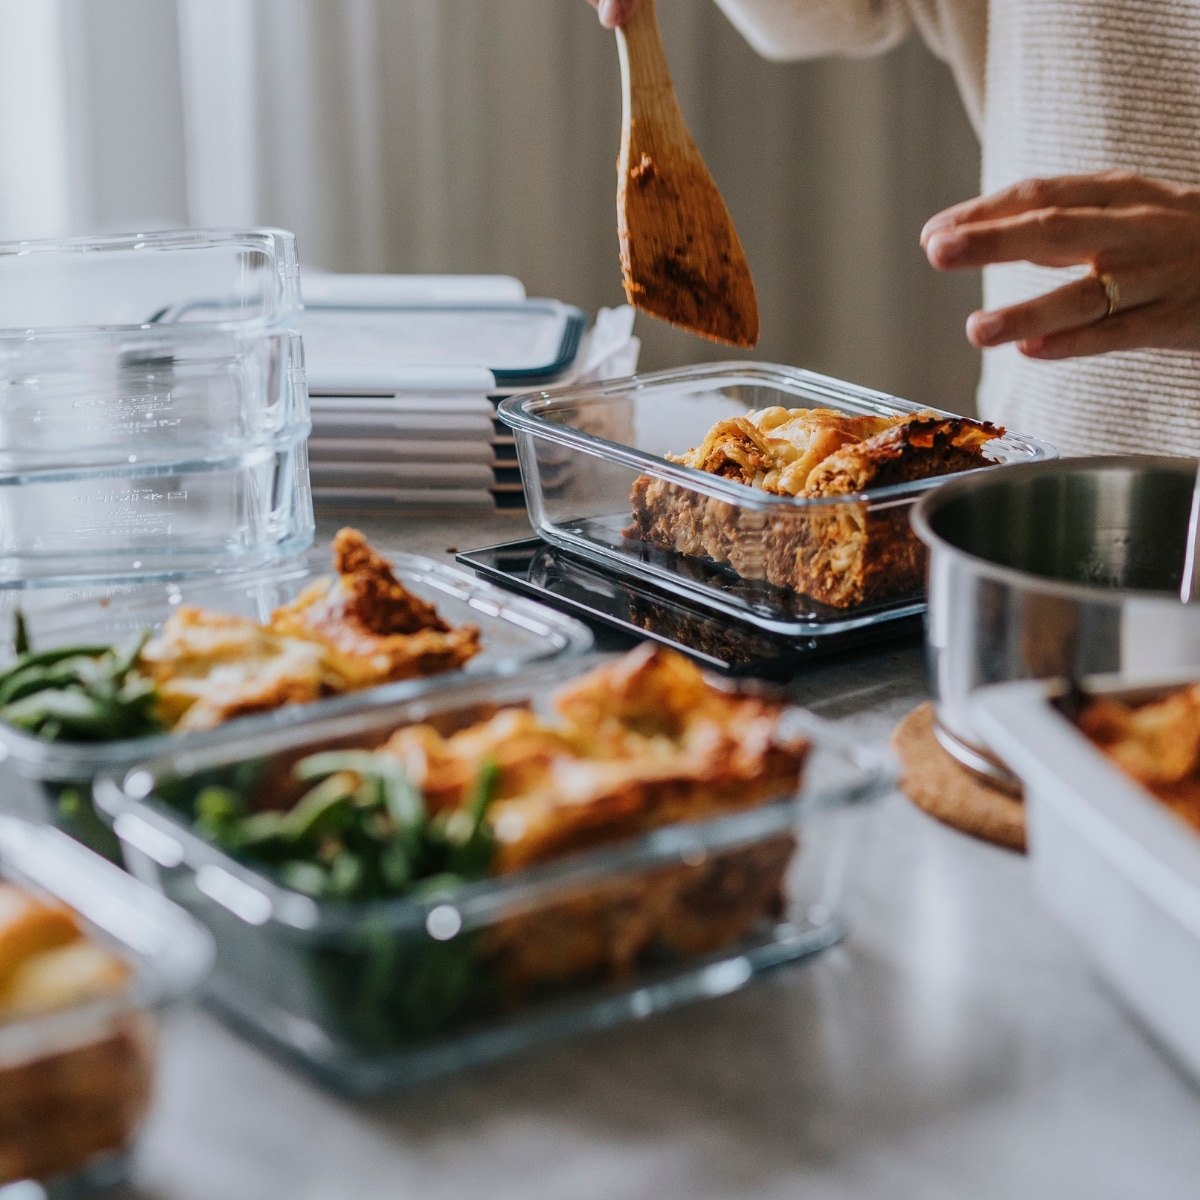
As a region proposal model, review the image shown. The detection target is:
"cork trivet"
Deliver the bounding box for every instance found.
[890,702,1026,853]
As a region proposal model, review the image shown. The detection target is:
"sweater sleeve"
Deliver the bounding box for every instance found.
[710,0,913,61]
[711,0,987,134]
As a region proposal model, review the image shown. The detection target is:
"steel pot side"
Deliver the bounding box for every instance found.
[911,456,1200,787]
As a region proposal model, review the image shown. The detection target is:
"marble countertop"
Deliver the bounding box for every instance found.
[112,512,1200,1200]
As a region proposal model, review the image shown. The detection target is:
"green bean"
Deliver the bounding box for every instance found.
[230,810,293,853]
[278,773,357,842]
[292,750,386,781]
[0,622,162,742]
[187,748,498,903]
[278,860,328,897]
[445,758,498,877]
[327,851,364,897]
[378,838,414,891]
[0,643,113,687]
[295,750,425,836]
[13,610,28,656]
[195,786,244,839]
[1,688,110,734]
[0,664,67,707]
[109,629,152,681]
[0,657,106,706]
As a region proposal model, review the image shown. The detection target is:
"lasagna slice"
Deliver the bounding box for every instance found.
[271,527,481,691]
[139,528,481,731]
[626,407,1003,608]
[1078,685,1200,833]
[378,644,807,986]
[0,883,152,1187]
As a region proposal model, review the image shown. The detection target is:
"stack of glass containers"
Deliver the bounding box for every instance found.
[0,228,313,588]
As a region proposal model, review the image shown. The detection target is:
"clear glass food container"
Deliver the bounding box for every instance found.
[93,657,890,1095]
[0,229,305,471]
[498,363,1056,635]
[0,550,592,855]
[0,425,313,589]
[0,229,313,586]
[972,674,1200,1088]
[0,816,212,1193]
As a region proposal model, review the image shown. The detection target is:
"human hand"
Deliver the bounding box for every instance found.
[921,171,1200,359]
[586,0,640,29]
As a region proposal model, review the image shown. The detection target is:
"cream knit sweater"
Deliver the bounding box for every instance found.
[714,0,1200,455]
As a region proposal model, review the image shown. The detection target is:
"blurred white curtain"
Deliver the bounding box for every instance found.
[0,0,983,413]
[0,0,187,240]
[0,0,72,240]
[176,0,984,412]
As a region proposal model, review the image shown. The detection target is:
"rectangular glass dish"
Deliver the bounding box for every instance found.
[0,549,592,851]
[972,675,1200,1087]
[0,229,313,585]
[498,363,1055,636]
[0,816,211,1193]
[0,229,306,471]
[0,426,313,588]
[93,657,890,1094]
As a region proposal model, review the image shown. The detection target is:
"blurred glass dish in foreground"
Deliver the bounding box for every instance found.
[0,538,592,857]
[0,818,211,1191]
[95,646,890,1094]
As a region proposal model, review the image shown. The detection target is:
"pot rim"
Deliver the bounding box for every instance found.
[910,453,1199,605]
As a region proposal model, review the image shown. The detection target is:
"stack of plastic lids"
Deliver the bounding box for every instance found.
[300,271,639,512]
[0,228,313,592]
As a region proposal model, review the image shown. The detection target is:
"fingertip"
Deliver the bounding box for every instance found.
[926,229,967,268]
[598,0,634,27]
[919,213,954,248]
[966,311,1003,348]
[1018,336,1048,357]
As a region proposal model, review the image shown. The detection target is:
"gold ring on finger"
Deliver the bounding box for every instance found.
[1094,270,1120,319]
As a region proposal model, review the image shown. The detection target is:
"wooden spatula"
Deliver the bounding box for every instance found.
[615,0,759,348]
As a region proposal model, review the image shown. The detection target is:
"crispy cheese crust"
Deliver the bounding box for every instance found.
[139,528,481,731]
[626,408,1003,608]
[1078,686,1200,832]
[378,644,808,989]
[272,529,480,691]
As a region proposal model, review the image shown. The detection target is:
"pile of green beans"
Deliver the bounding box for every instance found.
[194,751,499,901]
[0,614,162,742]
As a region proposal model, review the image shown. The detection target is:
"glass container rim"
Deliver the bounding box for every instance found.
[0,551,593,778]
[93,656,895,938]
[0,227,302,342]
[498,360,1057,511]
[0,815,213,1058]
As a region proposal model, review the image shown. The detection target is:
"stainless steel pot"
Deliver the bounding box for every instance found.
[911,456,1200,790]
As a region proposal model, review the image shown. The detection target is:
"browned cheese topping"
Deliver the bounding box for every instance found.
[380,643,809,873]
[669,407,1003,498]
[1079,686,1200,833]
[139,528,481,731]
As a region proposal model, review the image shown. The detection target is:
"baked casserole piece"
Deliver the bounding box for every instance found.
[179,645,809,1032]
[1077,684,1200,833]
[0,882,152,1185]
[384,644,806,991]
[0,527,482,742]
[625,407,1003,608]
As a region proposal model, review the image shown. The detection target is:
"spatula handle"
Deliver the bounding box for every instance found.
[616,0,683,132]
